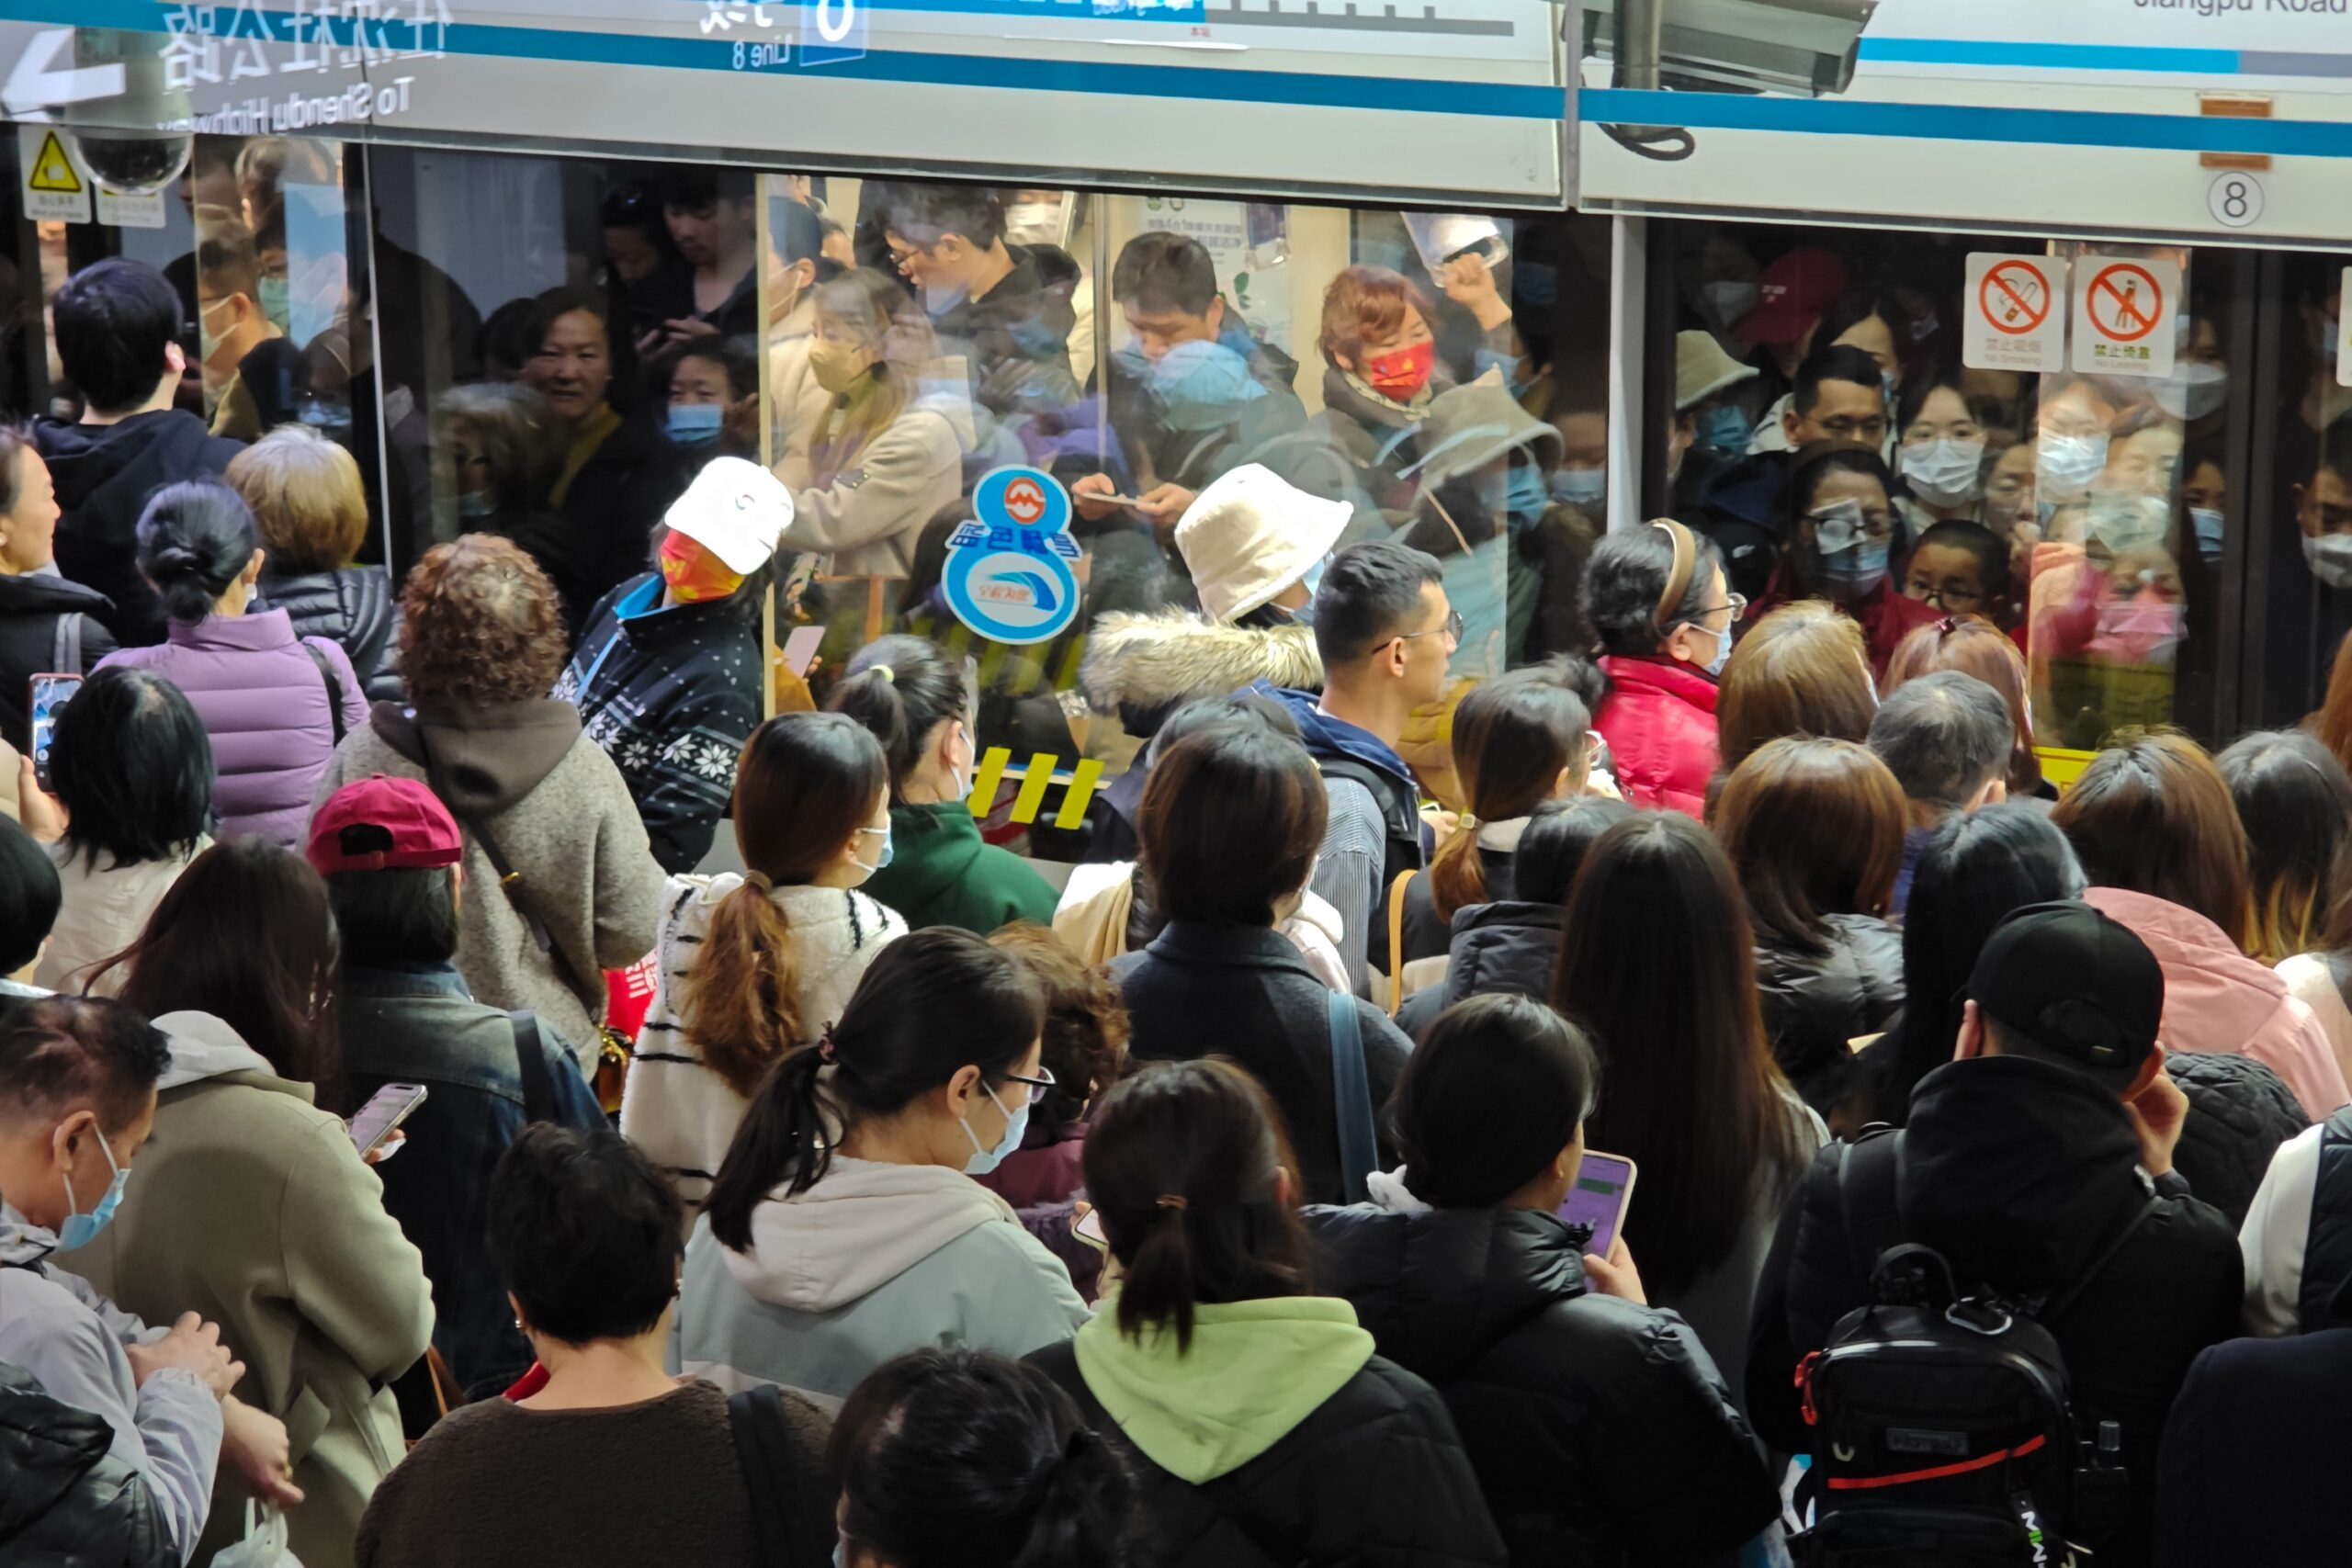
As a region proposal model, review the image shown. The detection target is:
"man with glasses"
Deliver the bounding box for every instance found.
[1254,540,1454,995]
[1698,344,1891,604]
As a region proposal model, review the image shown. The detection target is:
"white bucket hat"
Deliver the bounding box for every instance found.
[1174,464,1351,626]
[662,457,795,574]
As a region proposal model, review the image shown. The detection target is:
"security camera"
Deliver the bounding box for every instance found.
[1587,0,1877,98]
[10,27,192,195]
[65,129,191,197]
[1585,0,1878,160]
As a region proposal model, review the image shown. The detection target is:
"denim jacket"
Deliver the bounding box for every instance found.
[338,963,606,1399]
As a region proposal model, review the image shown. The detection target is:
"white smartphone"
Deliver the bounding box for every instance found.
[781,626,825,677]
[346,1082,429,1156]
[1074,1206,1107,1248]
[1557,1150,1637,1258]
[28,672,82,792]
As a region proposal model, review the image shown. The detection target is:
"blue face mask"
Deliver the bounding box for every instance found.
[1696,404,1751,455]
[665,402,724,447]
[960,1081,1030,1177]
[1549,466,1606,511]
[57,1131,127,1251]
[1819,538,1892,597]
[1503,464,1551,525]
[854,822,893,877]
[1701,626,1730,680]
[257,275,291,331]
[2190,506,2225,564]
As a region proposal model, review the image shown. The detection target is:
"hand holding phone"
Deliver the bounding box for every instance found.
[781,626,826,678]
[346,1083,428,1157]
[28,672,82,793]
[1556,1150,1637,1259]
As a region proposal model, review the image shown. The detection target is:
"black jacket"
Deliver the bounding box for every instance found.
[2153,1327,2352,1568]
[555,572,763,875]
[1028,1337,1507,1568]
[543,412,688,631]
[2164,1050,2309,1228]
[258,566,401,703]
[1747,1055,2244,1568]
[0,1359,170,1567]
[1754,913,1904,1121]
[0,571,116,750]
[1112,921,1410,1205]
[1306,1203,1780,1568]
[36,411,244,647]
[1396,899,1561,1042]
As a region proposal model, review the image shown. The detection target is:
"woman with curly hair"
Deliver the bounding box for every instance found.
[312,534,664,1072]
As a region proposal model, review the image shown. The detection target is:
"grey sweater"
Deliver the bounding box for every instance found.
[314,702,665,1070]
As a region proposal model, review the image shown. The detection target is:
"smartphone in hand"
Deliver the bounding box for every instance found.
[28,672,82,792]
[347,1083,429,1157]
[1556,1151,1637,1258]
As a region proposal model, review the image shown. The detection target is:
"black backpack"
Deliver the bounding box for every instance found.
[1791,1132,2148,1566]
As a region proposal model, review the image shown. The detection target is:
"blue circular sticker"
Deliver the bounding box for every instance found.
[943,466,1081,647]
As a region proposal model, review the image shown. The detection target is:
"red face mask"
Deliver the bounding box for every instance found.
[658,532,746,604]
[1363,341,1435,400]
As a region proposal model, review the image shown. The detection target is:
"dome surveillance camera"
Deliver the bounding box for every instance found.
[63,129,190,197]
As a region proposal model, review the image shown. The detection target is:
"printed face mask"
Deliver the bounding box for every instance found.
[1363,341,1435,401]
[57,1131,127,1251]
[1900,437,1984,508]
[959,1081,1029,1177]
[657,532,746,604]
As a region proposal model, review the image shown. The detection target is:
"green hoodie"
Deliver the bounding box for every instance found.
[1072,1297,1375,1484]
[862,800,1060,935]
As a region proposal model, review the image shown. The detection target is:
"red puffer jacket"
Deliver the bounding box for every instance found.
[1594,654,1721,817]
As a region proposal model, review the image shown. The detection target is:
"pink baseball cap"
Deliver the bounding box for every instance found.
[306,775,463,874]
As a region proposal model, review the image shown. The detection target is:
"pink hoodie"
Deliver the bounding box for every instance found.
[2085,887,2352,1120]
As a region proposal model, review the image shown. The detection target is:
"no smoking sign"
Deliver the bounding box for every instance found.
[2073,254,2177,380]
[1963,254,2066,374]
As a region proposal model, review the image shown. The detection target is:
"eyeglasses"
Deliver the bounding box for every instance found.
[1694,592,1748,624]
[996,1065,1059,1106]
[1395,609,1464,648]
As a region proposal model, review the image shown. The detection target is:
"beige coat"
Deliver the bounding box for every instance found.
[770,341,973,580]
[57,1012,433,1568]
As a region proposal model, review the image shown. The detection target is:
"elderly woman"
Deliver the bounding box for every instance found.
[231,423,400,700]
[314,534,663,1075]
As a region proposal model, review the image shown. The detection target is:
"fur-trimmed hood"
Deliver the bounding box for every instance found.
[1080,610,1322,733]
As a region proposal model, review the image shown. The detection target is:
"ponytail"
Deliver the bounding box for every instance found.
[688,886,804,1098]
[704,1044,830,1251]
[834,1348,1136,1568]
[830,634,970,803]
[1427,665,1595,922]
[1011,1425,1132,1568]
[684,712,887,1095]
[134,479,261,625]
[702,928,1043,1253]
[1082,1058,1307,1353]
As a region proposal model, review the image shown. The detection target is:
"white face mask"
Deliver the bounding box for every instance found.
[1900,437,1985,508]
[2153,363,2229,423]
[1701,280,1758,328]
[1003,201,1061,245]
[2303,530,2352,591]
[2038,433,2110,498]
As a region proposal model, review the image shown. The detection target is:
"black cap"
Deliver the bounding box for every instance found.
[1966,901,2164,1075]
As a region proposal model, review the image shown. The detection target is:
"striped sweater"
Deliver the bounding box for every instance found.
[619,875,906,1203]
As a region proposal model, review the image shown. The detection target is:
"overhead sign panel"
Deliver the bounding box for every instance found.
[0,2,1568,209]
